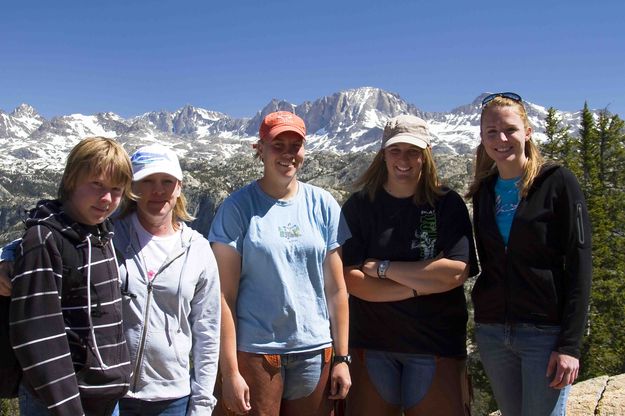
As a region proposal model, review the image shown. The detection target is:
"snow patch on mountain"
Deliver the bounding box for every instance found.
[0,87,586,174]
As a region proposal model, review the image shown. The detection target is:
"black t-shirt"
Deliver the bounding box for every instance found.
[341,188,478,356]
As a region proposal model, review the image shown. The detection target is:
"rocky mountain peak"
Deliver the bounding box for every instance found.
[0,86,587,174]
[10,103,41,120]
[0,104,45,139]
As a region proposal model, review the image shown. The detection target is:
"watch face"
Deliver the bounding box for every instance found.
[378,260,389,277]
[333,355,352,365]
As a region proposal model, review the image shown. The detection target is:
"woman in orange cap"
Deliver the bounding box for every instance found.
[209,111,351,415]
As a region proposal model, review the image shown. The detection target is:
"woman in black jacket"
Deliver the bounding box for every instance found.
[467,92,592,416]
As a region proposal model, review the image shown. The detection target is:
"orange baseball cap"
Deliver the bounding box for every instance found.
[259,111,306,142]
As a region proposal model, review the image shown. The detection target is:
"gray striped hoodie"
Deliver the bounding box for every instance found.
[10,200,131,416]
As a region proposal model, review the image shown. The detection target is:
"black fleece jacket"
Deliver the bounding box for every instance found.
[471,164,592,358]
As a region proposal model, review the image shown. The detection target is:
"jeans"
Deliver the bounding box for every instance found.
[18,384,49,416]
[19,383,119,416]
[119,395,190,416]
[475,323,570,416]
[364,350,436,409]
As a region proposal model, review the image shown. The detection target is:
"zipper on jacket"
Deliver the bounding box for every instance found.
[576,203,585,245]
[127,225,188,393]
[503,248,510,322]
[502,200,521,323]
[131,281,153,392]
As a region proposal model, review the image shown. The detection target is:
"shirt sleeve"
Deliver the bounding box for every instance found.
[436,190,480,277]
[187,240,221,416]
[207,197,247,254]
[556,168,592,358]
[10,226,84,415]
[340,193,367,267]
[1,239,20,261]
[323,191,351,251]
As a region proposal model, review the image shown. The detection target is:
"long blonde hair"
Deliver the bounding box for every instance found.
[466,96,545,199]
[355,146,444,207]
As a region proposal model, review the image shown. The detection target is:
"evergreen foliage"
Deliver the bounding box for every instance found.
[552,104,625,379]
[541,107,579,174]
[578,102,599,191]
[0,398,18,415]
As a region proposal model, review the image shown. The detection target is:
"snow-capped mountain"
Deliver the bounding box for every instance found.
[0,104,45,139]
[244,88,428,152]
[0,87,571,174]
[0,87,588,242]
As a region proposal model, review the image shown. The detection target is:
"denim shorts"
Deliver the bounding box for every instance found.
[216,347,333,415]
[278,347,330,400]
[365,350,436,409]
[345,349,470,415]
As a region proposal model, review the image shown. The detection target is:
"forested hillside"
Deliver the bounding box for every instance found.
[542,104,625,380]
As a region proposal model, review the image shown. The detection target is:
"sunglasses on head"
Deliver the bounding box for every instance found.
[481,92,523,107]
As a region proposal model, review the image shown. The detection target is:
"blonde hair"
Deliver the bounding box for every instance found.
[171,192,195,225]
[118,181,194,230]
[355,146,444,207]
[58,137,133,202]
[466,96,545,199]
[253,140,262,160]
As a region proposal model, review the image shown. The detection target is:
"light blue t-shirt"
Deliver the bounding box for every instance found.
[208,181,350,354]
[495,176,521,245]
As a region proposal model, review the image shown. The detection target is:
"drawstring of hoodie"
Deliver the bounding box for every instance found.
[86,237,109,370]
[176,245,192,334]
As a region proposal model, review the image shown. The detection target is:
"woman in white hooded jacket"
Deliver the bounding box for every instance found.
[115,144,221,416]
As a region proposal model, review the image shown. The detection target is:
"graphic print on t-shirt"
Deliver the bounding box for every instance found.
[495,176,520,217]
[279,223,302,239]
[495,193,520,216]
[495,177,521,244]
[411,209,437,259]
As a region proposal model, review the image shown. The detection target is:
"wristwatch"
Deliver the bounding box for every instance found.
[377,260,390,279]
[332,354,352,365]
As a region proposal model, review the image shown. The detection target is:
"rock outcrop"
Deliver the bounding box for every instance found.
[489,374,625,415]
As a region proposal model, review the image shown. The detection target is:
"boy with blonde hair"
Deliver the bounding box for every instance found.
[9,137,133,415]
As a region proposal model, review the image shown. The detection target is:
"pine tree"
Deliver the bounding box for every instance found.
[543,107,559,159]
[541,107,577,172]
[576,107,625,379]
[595,111,625,188]
[577,102,598,194]
[541,104,625,379]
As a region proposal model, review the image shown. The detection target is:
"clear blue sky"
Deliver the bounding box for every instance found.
[1,0,624,119]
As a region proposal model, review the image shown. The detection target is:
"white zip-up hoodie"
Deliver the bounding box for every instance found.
[114,214,220,415]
